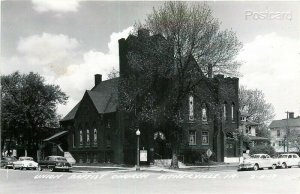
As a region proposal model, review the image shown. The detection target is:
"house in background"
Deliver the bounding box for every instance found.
[269,112,300,153]
[239,111,269,152]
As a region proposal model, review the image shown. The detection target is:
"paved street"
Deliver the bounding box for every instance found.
[1,167,300,194]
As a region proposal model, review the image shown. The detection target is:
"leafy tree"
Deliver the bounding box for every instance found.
[107,68,119,79]
[120,2,242,168]
[288,129,300,152]
[1,71,68,155]
[143,1,242,77]
[239,86,275,138]
[249,144,276,157]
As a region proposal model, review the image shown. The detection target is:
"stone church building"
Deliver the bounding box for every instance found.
[60,30,240,164]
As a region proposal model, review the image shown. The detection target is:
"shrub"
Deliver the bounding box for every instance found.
[249,144,276,157]
[183,149,216,164]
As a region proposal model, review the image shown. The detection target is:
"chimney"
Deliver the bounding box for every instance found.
[94,74,102,86]
[289,112,294,119]
[208,63,213,78]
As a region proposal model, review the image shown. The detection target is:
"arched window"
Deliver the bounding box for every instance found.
[86,129,90,144]
[94,128,97,145]
[231,103,235,121]
[202,104,208,122]
[223,102,227,120]
[189,95,194,121]
[79,130,83,145]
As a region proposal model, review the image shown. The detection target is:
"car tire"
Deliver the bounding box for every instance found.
[13,165,16,170]
[49,167,54,172]
[271,164,276,170]
[38,166,42,171]
[253,164,259,171]
[282,163,287,169]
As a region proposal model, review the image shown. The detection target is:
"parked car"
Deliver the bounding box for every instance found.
[1,156,17,169]
[275,153,300,168]
[238,154,277,171]
[38,156,72,172]
[12,157,38,170]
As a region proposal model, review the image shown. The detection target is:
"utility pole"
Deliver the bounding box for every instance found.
[285,111,290,153]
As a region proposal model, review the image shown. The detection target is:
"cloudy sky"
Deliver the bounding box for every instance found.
[2,0,300,120]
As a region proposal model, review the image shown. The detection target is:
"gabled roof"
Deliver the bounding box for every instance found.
[60,102,80,121]
[86,90,117,114]
[240,111,250,117]
[269,117,300,129]
[61,78,119,122]
[241,120,260,126]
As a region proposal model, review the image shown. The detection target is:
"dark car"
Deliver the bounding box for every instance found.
[1,156,17,169]
[38,156,72,172]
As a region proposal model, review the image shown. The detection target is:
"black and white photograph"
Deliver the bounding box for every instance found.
[1,1,300,194]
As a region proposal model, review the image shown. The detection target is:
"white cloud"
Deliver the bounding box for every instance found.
[16,33,80,75]
[31,0,82,13]
[239,32,300,119]
[55,26,133,116]
[2,27,133,117]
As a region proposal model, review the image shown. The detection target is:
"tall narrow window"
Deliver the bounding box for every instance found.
[79,130,83,145]
[94,128,97,145]
[72,133,75,148]
[202,104,207,122]
[106,136,111,148]
[231,103,234,121]
[107,120,111,128]
[223,103,227,120]
[277,130,281,137]
[86,129,90,144]
[189,95,194,121]
[202,131,209,145]
[189,131,196,145]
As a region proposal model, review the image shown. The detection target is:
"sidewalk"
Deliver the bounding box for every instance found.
[71,163,239,173]
[177,163,238,172]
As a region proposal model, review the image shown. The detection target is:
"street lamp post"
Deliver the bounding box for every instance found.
[136,129,140,171]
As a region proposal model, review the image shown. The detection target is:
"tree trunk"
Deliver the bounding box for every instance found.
[170,149,179,168]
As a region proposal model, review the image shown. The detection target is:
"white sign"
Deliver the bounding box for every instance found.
[206,149,212,158]
[140,150,147,162]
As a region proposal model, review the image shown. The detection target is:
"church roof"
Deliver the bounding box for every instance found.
[86,90,117,114]
[60,102,80,122]
[60,78,118,122]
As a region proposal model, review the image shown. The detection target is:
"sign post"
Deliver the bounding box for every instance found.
[206,149,212,170]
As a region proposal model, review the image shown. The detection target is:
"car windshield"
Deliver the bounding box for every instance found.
[6,157,17,161]
[279,155,288,158]
[55,157,67,161]
[20,157,33,161]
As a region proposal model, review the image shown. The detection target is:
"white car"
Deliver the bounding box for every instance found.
[13,157,38,170]
[275,153,300,168]
[238,154,277,171]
